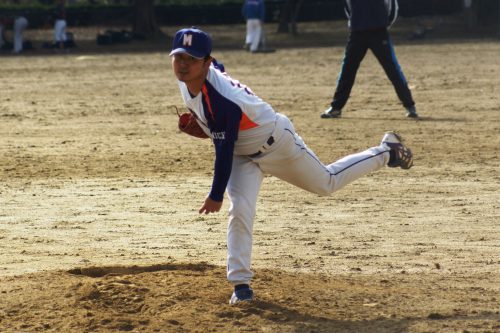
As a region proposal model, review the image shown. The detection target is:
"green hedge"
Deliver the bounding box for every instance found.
[1,0,244,9]
[1,0,479,29]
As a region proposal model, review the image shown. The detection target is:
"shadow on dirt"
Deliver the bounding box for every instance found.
[67,262,215,277]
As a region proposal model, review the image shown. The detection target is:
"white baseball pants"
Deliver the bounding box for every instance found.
[226,113,390,285]
[245,19,262,52]
[13,17,28,53]
[54,19,67,43]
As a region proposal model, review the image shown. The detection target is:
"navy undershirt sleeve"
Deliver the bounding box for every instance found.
[203,81,243,202]
[208,110,241,201]
[209,140,235,202]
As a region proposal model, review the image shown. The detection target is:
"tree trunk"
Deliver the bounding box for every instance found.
[133,0,160,37]
[277,0,292,33]
[290,0,304,36]
[277,0,303,35]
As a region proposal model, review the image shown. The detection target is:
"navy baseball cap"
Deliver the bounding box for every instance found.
[169,28,212,59]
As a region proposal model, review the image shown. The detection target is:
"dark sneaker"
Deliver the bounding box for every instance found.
[321,106,342,119]
[406,105,419,118]
[229,286,254,305]
[381,131,413,169]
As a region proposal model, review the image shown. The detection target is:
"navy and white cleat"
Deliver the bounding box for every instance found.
[381,131,414,169]
[229,286,254,305]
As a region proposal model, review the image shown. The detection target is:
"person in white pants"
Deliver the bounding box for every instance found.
[242,0,265,52]
[13,16,28,54]
[54,20,67,46]
[169,27,414,305]
[245,19,262,52]
[53,0,67,49]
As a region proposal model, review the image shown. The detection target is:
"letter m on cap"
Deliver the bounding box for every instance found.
[183,34,193,46]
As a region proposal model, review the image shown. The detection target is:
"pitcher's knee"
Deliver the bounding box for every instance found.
[307,184,333,196]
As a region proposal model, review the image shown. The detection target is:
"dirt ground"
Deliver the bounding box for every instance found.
[0,19,499,333]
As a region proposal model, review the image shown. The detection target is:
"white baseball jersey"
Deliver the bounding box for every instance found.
[178,63,277,202]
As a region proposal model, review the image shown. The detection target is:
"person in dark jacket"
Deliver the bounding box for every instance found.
[0,16,10,50]
[242,0,265,52]
[321,0,419,119]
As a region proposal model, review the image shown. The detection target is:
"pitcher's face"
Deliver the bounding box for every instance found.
[171,53,210,84]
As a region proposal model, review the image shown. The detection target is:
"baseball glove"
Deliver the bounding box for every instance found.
[176,107,209,139]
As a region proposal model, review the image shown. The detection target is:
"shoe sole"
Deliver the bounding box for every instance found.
[320,113,341,119]
[229,297,254,305]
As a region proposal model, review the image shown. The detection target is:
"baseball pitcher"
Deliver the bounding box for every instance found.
[170,27,413,305]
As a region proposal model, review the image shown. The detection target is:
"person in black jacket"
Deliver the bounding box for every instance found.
[321,0,418,119]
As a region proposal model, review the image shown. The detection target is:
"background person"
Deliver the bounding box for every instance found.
[321,0,418,119]
[242,0,265,52]
[13,16,28,54]
[53,0,67,49]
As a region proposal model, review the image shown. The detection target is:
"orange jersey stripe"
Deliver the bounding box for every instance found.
[239,113,258,131]
[201,84,215,120]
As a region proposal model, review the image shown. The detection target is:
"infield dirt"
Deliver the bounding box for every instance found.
[0,19,499,333]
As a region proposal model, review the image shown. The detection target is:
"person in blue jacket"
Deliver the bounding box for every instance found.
[242,0,265,52]
[321,0,419,119]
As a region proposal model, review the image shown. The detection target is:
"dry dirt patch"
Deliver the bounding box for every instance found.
[0,263,498,333]
[1,21,499,332]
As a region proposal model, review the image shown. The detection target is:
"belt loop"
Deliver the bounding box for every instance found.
[248,135,274,158]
